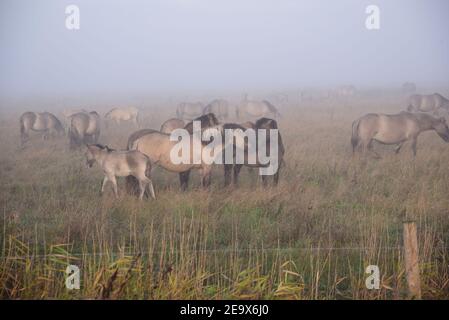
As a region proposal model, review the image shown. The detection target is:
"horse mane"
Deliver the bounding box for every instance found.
[184,113,220,134]
[91,144,115,152]
[255,117,278,129]
[262,100,280,115]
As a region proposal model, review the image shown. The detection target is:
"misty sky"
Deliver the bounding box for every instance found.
[1,0,448,96]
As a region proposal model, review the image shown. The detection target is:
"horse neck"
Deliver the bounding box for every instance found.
[93,150,108,165]
[417,116,435,132]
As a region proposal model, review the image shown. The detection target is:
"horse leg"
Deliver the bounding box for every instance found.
[395,142,404,154]
[224,164,233,187]
[367,139,381,159]
[201,166,212,188]
[179,170,191,191]
[108,175,118,198]
[100,176,109,196]
[411,137,418,157]
[233,164,242,185]
[274,162,281,186]
[147,179,156,199]
[137,178,146,200]
[42,130,49,140]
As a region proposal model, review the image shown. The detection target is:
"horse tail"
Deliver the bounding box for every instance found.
[19,117,25,137]
[135,112,140,127]
[351,119,360,153]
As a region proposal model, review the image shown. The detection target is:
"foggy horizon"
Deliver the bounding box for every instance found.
[1,0,449,99]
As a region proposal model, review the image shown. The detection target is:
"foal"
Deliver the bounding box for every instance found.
[85,144,155,200]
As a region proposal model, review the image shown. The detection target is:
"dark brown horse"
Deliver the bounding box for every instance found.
[224,117,284,187]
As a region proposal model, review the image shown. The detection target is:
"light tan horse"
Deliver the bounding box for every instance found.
[351,112,449,157]
[69,111,101,149]
[407,93,449,113]
[236,94,280,120]
[176,102,204,120]
[85,144,155,200]
[105,107,139,127]
[160,118,185,134]
[203,99,229,120]
[19,112,65,146]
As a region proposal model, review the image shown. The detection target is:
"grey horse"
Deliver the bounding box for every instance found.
[203,99,229,120]
[19,112,65,146]
[351,112,449,157]
[407,93,449,113]
[69,111,101,149]
[104,107,139,128]
[237,94,280,120]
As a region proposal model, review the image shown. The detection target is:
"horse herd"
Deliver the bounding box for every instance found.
[17,92,449,200]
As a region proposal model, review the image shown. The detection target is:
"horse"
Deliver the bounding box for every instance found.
[104,107,139,128]
[240,121,255,129]
[69,111,101,149]
[85,144,155,200]
[176,102,204,120]
[62,109,88,119]
[407,93,449,114]
[128,124,245,191]
[183,113,219,134]
[402,82,416,95]
[224,117,285,187]
[19,112,65,146]
[351,112,449,157]
[203,99,229,120]
[237,94,280,120]
[160,118,185,134]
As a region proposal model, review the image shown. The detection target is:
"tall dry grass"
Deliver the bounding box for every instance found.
[1,93,449,299]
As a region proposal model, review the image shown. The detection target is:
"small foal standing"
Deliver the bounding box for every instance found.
[85,144,155,200]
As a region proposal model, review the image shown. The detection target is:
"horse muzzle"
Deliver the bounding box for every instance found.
[86,160,95,168]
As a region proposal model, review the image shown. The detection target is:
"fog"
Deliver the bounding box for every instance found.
[1,0,448,99]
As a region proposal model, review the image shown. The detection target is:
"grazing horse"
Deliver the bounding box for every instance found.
[407,93,449,114]
[203,99,229,120]
[237,94,280,119]
[69,111,101,149]
[85,144,155,200]
[160,118,185,134]
[19,112,65,146]
[105,107,139,127]
[351,112,449,157]
[224,117,285,187]
[177,102,205,120]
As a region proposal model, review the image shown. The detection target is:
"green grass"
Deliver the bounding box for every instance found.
[1,95,449,299]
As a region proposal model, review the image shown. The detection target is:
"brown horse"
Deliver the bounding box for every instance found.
[224,117,284,187]
[351,112,449,157]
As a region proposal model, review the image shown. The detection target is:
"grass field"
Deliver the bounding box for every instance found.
[1,93,449,299]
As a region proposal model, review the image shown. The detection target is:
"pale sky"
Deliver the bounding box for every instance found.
[1,0,448,97]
